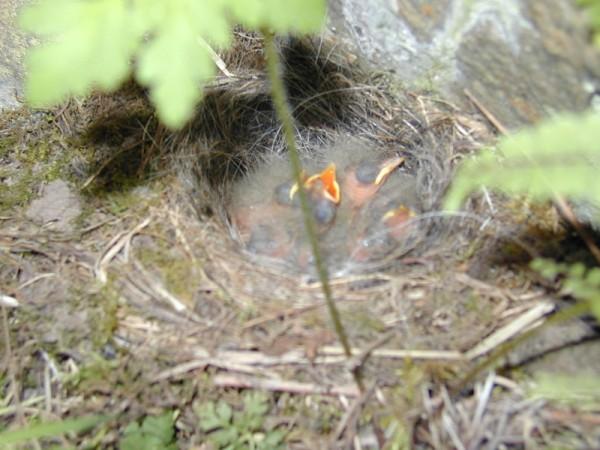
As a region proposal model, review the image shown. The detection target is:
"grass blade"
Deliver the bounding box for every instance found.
[0,415,108,445]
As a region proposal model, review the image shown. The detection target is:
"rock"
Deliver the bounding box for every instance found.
[506,317,598,369]
[328,0,600,129]
[26,179,82,232]
[524,338,600,376]
[0,0,32,110]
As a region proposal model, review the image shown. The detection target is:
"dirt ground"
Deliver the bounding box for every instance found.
[1,34,600,449]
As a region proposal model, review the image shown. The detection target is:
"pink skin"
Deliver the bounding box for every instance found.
[248,224,294,258]
[233,157,408,267]
[343,157,404,209]
[342,171,380,209]
[383,206,414,240]
[232,204,293,257]
[232,172,339,264]
[349,205,415,262]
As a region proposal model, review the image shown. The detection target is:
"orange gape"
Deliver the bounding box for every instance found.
[305,163,341,204]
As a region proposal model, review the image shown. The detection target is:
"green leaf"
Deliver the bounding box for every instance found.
[21,0,141,106]
[216,401,234,423]
[262,429,286,448]
[579,0,600,47]
[0,415,108,445]
[198,401,232,432]
[133,0,233,127]
[568,263,586,279]
[532,258,600,321]
[228,0,325,32]
[119,412,177,450]
[530,258,562,279]
[444,112,600,210]
[196,394,284,449]
[529,373,600,410]
[589,295,600,321]
[210,427,239,447]
[587,268,600,285]
[119,424,145,450]
[140,413,176,444]
[20,0,326,128]
[239,392,268,431]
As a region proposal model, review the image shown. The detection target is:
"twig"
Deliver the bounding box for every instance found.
[321,346,466,361]
[43,364,52,414]
[94,217,151,283]
[161,346,466,372]
[151,357,280,382]
[0,396,45,417]
[455,273,513,302]
[347,332,395,372]
[463,88,509,135]
[194,349,341,366]
[1,307,12,372]
[131,260,190,314]
[467,372,495,446]
[151,360,208,382]
[465,301,554,360]
[241,304,322,329]
[213,373,360,397]
[0,294,19,308]
[333,383,376,443]
[198,36,234,77]
[458,301,590,388]
[17,273,56,290]
[2,306,27,436]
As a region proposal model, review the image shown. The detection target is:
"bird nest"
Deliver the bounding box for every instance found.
[174,37,479,274]
[109,35,570,445]
[2,32,588,448]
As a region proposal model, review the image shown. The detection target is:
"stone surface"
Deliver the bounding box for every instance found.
[26,179,82,232]
[0,0,31,109]
[3,0,598,126]
[328,0,600,129]
[524,337,600,376]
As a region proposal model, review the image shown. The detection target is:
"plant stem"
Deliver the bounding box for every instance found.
[262,30,364,392]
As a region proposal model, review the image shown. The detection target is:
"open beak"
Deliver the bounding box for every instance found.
[291,163,341,204]
[305,163,341,204]
[374,156,405,185]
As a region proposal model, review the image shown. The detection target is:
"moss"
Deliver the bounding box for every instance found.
[464,292,483,313]
[460,236,486,262]
[0,124,73,213]
[104,188,151,216]
[0,134,17,159]
[343,307,387,334]
[289,397,341,435]
[136,246,196,306]
[89,284,120,349]
[0,166,36,212]
[73,197,101,229]
[301,310,328,328]
[63,357,121,393]
[0,103,152,218]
